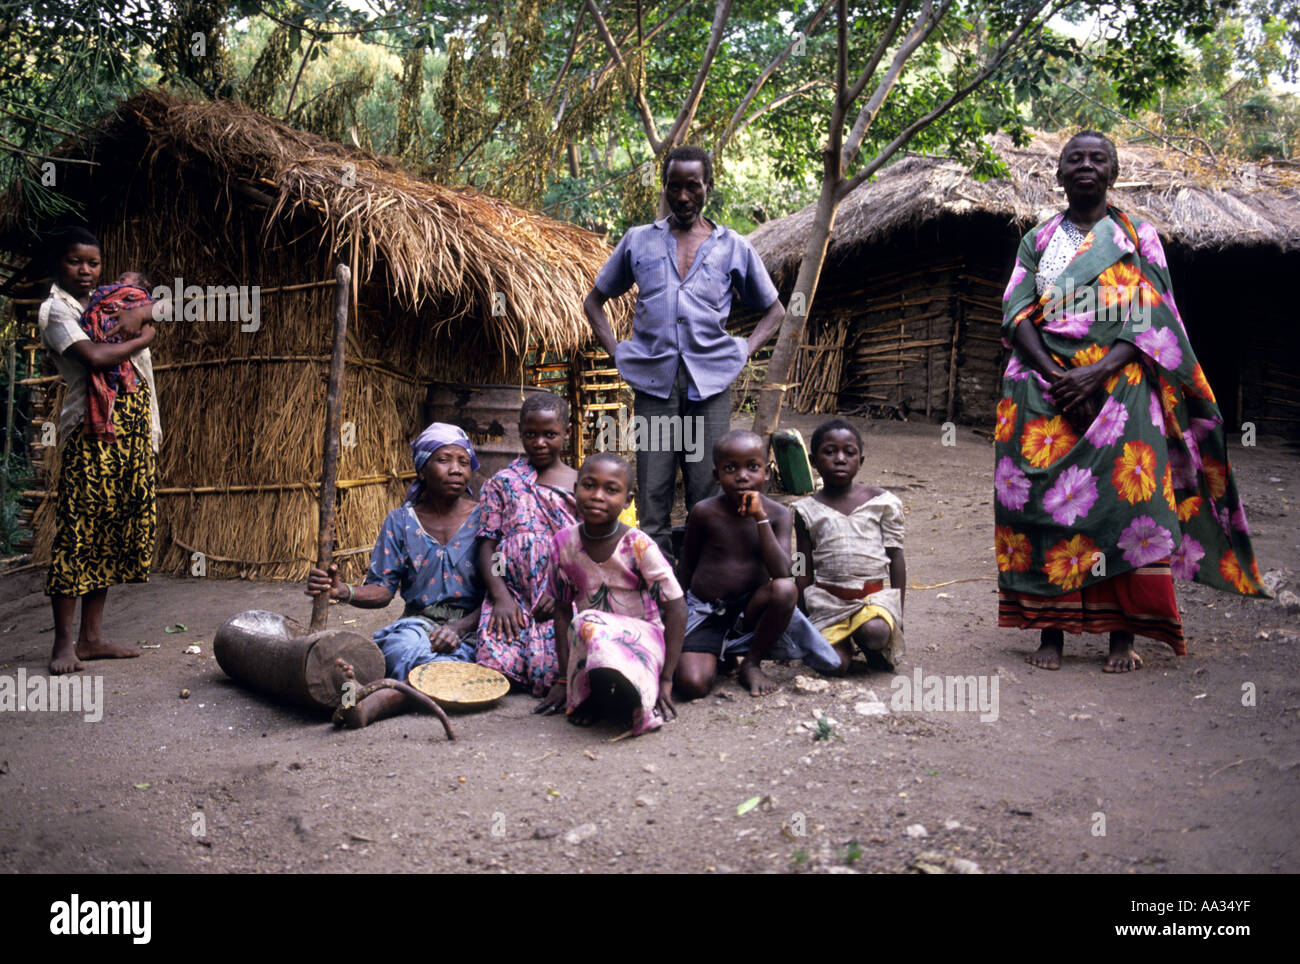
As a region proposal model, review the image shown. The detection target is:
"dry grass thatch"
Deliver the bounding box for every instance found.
[750,131,1300,284]
[4,88,619,355]
[1,89,629,582]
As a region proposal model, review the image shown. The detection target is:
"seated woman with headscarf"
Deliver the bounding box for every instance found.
[995,130,1267,673]
[307,423,485,725]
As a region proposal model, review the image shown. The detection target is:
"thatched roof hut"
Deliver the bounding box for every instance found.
[746,132,1300,436]
[1,89,625,580]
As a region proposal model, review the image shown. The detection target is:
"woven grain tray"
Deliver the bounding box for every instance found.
[408,662,509,709]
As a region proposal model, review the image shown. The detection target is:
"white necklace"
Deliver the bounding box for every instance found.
[581,519,620,539]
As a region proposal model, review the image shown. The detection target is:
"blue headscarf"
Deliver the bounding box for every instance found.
[407,422,480,504]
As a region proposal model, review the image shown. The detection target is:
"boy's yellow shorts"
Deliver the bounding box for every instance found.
[823,603,895,645]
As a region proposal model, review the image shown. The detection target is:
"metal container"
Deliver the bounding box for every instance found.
[424,382,557,490]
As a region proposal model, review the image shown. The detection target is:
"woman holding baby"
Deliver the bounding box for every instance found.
[37,227,161,674]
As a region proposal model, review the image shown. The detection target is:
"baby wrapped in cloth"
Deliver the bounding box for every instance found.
[78,272,153,443]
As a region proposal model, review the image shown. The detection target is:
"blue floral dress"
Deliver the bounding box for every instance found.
[365,503,484,680]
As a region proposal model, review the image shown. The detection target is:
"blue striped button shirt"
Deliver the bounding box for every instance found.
[594,217,780,401]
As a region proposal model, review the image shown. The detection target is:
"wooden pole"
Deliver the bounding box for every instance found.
[925,312,933,419]
[946,298,962,423]
[569,350,584,462]
[1,340,14,548]
[310,264,351,632]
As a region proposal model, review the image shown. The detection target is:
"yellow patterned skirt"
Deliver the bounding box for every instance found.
[46,385,157,597]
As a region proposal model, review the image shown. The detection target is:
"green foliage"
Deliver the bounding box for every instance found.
[293,70,376,144]
[241,23,294,111]
[1029,8,1300,161]
[1,2,151,233]
[151,0,239,95]
[4,0,1278,246]
[812,714,841,741]
[1091,1,1226,110]
[0,343,36,553]
[842,838,864,865]
[0,1,274,238]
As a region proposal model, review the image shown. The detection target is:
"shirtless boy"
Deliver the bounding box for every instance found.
[674,430,802,698]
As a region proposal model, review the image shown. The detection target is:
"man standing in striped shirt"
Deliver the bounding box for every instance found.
[584,146,787,562]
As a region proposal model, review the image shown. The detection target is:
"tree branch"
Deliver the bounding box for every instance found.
[839,1,1061,200]
[462,1,694,171]
[252,4,439,38]
[715,0,833,157]
[842,0,915,109]
[636,0,645,107]
[663,0,735,151]
[545,3,587,111]
[0,103,81,138]
[1060,80,1205,161]
[585,0,663,153]
[0,136,98,165]
[639,0,693,46]
[828,0,849,180]
[283,34,319,120]
[842,0,948,170]
[729,81,825,143]
[555,0,690,122]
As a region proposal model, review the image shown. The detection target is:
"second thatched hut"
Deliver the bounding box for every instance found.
[747,132,1300,438]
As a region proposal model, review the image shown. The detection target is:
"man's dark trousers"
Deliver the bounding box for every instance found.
[633,363,731,562]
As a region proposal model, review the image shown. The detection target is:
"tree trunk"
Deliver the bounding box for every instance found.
[751,178,841,437]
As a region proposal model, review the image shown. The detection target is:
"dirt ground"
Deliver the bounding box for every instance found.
[1,413,1297,875]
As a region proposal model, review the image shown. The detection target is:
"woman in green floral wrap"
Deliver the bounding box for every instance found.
[995,131,1266,673]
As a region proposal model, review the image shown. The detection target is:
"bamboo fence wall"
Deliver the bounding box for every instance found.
[753,219,1018,425]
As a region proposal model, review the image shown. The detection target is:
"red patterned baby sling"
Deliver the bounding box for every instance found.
[79,283,148,443]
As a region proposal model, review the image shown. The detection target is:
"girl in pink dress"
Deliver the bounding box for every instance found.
[535,453,686,735]
[476,394,579,696]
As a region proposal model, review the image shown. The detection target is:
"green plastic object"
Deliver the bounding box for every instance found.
[771,428,817,495]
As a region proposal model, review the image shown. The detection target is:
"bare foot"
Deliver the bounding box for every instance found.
[50,640,84,675]
[827,642,853,677]
[337,687,409,726]
[76,638,140,661]
[569,670,617,725]
[739,658,778,697]
[334,660,381,727]
[568,699,600,726]
[331,659,456,738]
[863,649,894,673]
[1025,630,1063,670]
[1104,636,1143,673]
[1025,642,1062,670]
